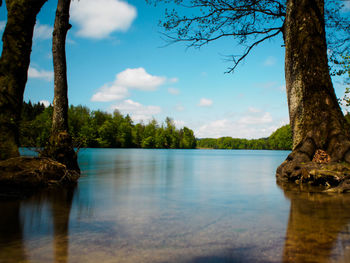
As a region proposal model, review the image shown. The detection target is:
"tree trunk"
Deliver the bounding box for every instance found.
[0,0,47,160]
[41,0,79,172]
[277,0,350,180]
[52,0,71,134]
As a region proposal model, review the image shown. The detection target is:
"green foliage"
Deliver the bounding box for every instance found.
[268,125,292,150]
[19,102,197,149]
[197,125,292,150]
[340,55,350,107]
[19,101,52,147]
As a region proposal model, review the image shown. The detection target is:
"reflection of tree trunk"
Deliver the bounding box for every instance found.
[0,0,47,160]
[0,201,27,262]
[281,188,350,262]
[41,0,79,172]
[51,187,75,263]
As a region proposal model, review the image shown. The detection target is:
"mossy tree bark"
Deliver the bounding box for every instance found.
[0,0,47,160]
[277,0,350,180]
[41,0,79,172]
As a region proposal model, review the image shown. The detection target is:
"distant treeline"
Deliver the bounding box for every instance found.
[197,125,293,150]
[197,114,350,150]
[20,101,196,149]
[21,101,350,151]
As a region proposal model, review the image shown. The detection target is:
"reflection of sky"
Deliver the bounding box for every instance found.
[10,149,350,262]
[73,149,292,261]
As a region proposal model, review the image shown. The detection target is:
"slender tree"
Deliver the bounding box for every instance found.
[0,0,48,160]
[42,0,79,171]
[148,0,350,178]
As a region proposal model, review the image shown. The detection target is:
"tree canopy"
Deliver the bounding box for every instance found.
[19,102,197,150]
[197,124,292,150]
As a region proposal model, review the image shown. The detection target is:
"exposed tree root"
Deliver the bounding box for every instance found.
[0,156,79,199]
[277,137,350,193]
[40,131,80,172]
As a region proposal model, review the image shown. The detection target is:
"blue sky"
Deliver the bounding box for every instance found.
[0,0,348,139]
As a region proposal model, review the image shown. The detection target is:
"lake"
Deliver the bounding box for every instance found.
[1,149,350,262]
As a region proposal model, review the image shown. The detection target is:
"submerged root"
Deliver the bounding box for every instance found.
[276,137,350,192]
[0,156,80,199]
[40,131,80,172]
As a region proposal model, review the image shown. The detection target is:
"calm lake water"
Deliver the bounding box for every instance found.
[1,149,350,262]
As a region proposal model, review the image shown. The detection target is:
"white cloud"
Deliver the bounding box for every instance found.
[116,68,166,91]
[168,87,180,95]
[247,107,261,113]
[195,108,282,139]
[174,120,185,129]
[238,110,273,125]
[263,56,277,66]
[111,99,161,122]
[91,85,129,102]
[34,22,53,40]
[70,0,137,39]
[28,66,54,81]
[39,100,51,107]
[91,67,167,102]
[198,98,213,107]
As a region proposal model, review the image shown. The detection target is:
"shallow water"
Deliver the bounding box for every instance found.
[1,149,350,262]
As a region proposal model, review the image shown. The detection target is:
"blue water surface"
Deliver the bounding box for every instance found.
[1,149,350,262]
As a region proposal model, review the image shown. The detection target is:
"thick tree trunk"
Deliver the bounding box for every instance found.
[0,0,47,160]
[277,0,350,181]
[41,0,79,172]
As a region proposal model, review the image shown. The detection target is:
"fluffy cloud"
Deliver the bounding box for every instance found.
[28,66,54,81]
[111,99,161,122]
[91,68,167,102]
[34,23,53,40]
[116,68,166,91]
[39,100,51,107]
[70,0,137,39]
[91,85,129,102]
[238,108,273,125]
[198,98,213,107]
[195,108,283,139]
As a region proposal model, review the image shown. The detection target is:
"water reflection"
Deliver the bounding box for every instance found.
[0,186,76,263]
[51,187,75,263]
[0,200,27,262]
[8,149,350,262]
[279,184,350,263]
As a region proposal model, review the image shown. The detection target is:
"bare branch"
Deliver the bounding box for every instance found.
[226,28,282,73]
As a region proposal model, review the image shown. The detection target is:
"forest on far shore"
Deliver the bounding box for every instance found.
[20,101,350,151]
[20,101,197,149]
[197,125,292,150]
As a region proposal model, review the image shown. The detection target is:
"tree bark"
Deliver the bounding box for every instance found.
[0,0,47,160]
[42,0,79,172]
[277,0,350,180]
[52,0,71,134]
